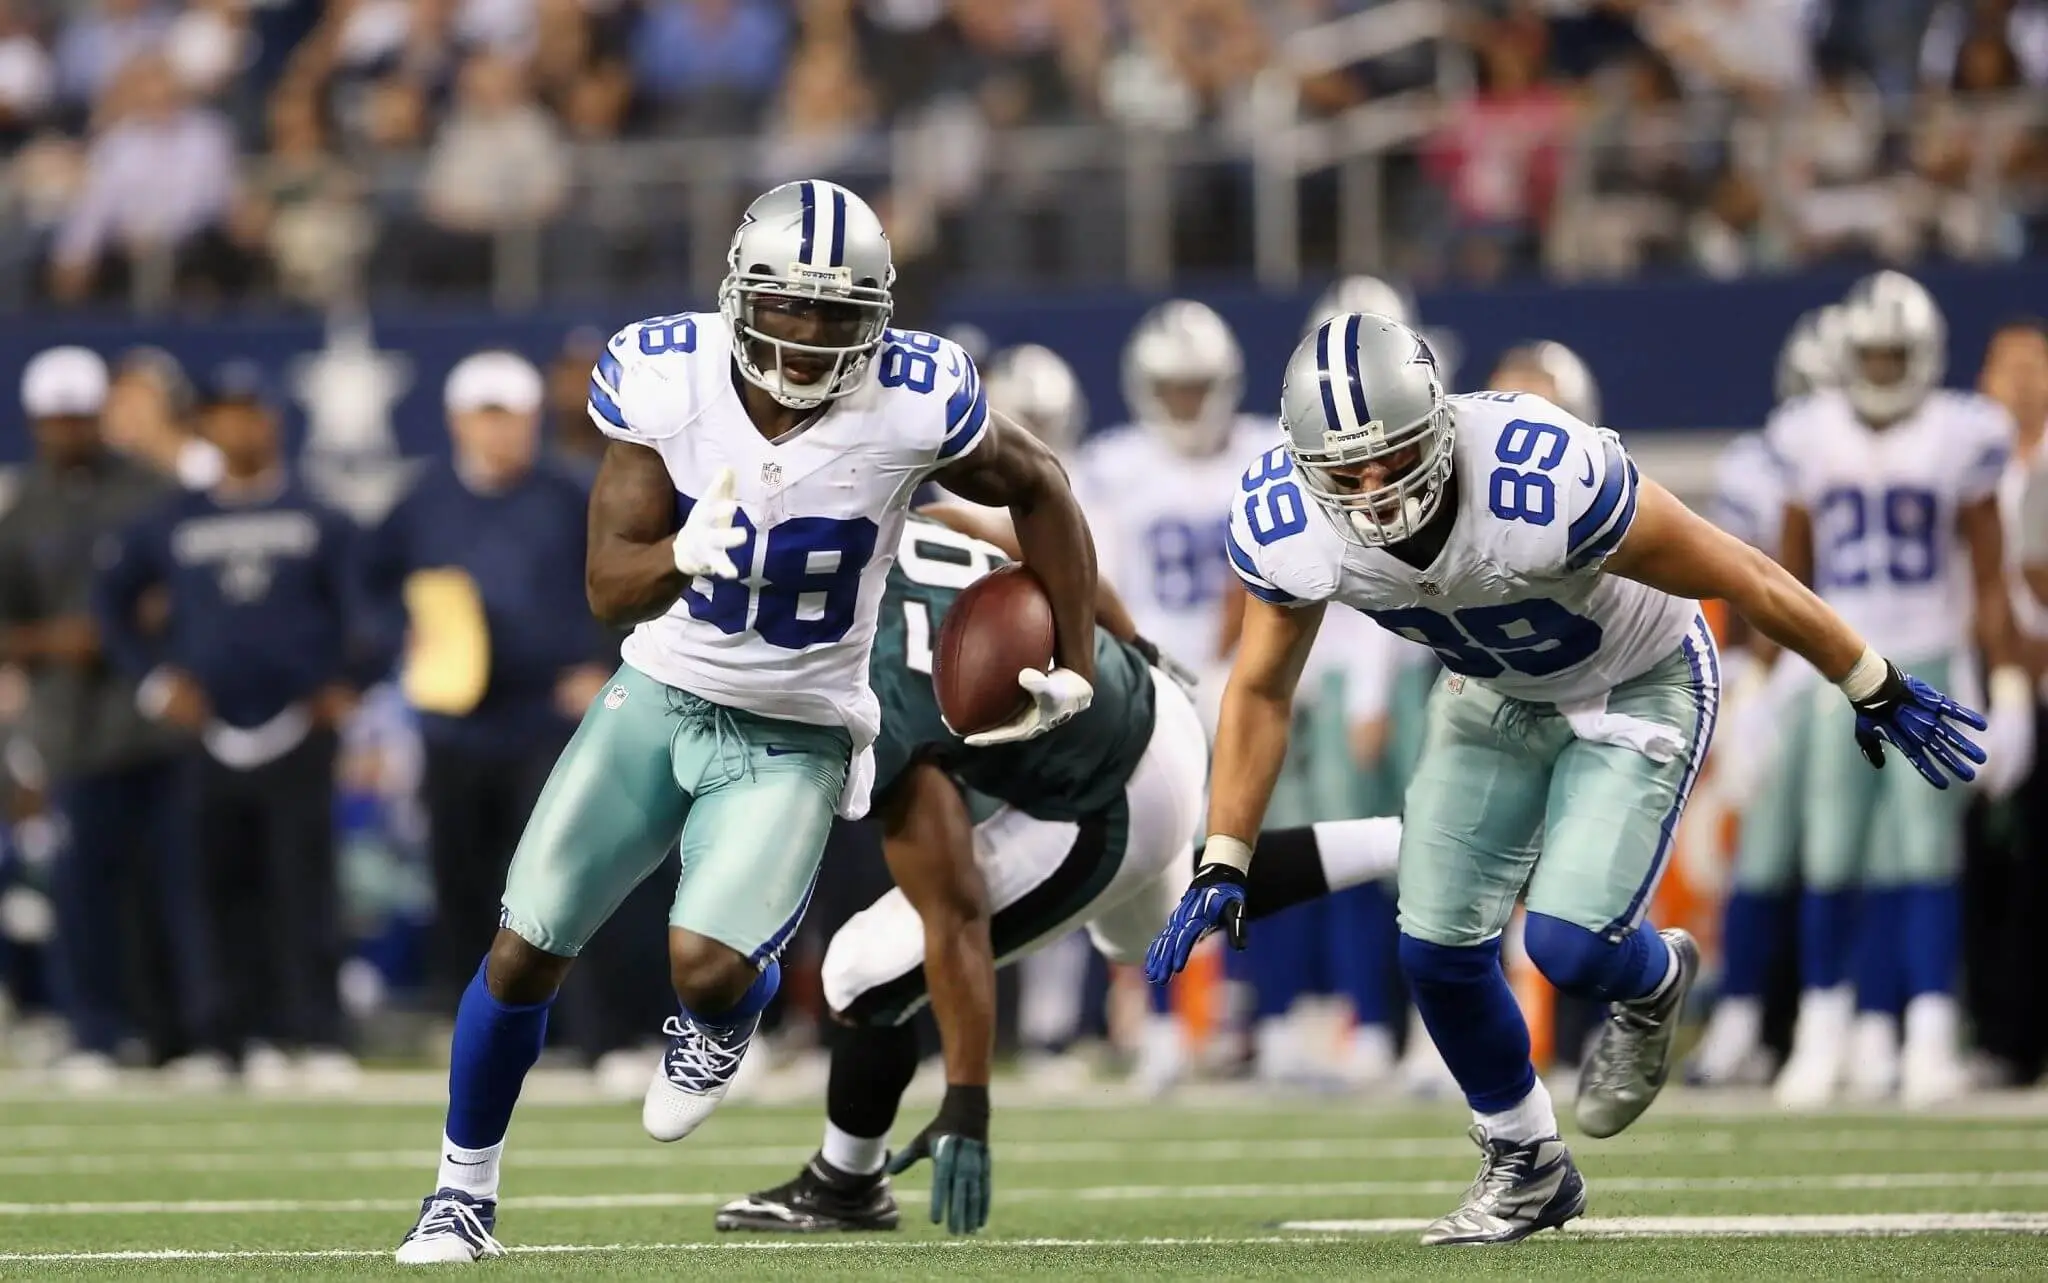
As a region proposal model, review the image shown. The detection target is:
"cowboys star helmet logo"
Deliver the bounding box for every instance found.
[1411,334,1439,371]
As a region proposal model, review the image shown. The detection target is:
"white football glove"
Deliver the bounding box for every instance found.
[1974,665,2037,800]
[963,667,1094,746]
[673,467,747,579]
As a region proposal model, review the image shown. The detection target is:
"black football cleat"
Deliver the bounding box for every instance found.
[715,1154,901,1233]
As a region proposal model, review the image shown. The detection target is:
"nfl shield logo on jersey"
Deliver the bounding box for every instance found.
[761,461,783,488]
[1418,577,1443,596]
[604,684,628,710]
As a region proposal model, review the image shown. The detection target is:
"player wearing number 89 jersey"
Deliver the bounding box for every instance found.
[1163,311,1985,1248]
[395,180,1101,1266]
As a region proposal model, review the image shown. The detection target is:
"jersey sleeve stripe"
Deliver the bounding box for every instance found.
[594,348,624,399]
[1961,443,2010,490]
[1225,523,1298,604]
[1569,458,1640,569]
[587,374,628,434]
[1567,434,1633,555]
[937,386,990,463]
[944,361,985,438]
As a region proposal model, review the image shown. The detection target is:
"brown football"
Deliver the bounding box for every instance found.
[934,564,1056,736]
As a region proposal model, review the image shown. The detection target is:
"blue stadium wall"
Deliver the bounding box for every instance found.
[0,262,2041,463]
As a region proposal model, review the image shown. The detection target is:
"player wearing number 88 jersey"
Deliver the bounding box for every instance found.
[1167,310,1986,1248]
[395,180,1101,1266]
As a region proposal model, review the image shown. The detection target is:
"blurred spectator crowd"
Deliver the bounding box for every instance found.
[0,0,2043,308]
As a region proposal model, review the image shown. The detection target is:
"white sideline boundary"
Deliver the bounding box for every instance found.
[10,1170,2048,1216]
[4,1215,2048,1263]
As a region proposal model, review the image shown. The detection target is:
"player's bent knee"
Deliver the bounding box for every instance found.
[667,928,754,1011]
[1522,912,1642,1003]
[484,927,573,1006]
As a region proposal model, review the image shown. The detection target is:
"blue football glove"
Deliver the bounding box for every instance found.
[886,1085,990,1235]
[1145,862,1248,985]
[1849,660,1988,790]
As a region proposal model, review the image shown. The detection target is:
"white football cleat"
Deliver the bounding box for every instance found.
[53,1050,120,1095]
[161,1051,234,1093]
[242,1043,296,1095]
[1844,1012,1900,1102]
[1129,1014,1186,1098]
[643,1013,758,1142]
[1689,995,1764,1086]
[395,1188,504,1264]
[298,1049,363,1095]
[1774,987,1852,1110]
[1343,1022,1399,1090]
[1901,994,1970,1109]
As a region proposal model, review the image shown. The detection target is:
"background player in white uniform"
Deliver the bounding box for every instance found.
[1766,272,2025,1109]
[1690,305,1843,1087]
[1152,312,1985,1246]
[394,180,1102,1264]
[1069,299,1271,1090]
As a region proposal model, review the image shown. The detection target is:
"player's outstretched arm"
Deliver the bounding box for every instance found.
[875,763,994,1235]
[934,412,1098,685]
[1146,593,1324,983]
[1603,477,1986,788]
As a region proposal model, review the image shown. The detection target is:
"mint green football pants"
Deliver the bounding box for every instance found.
[1797,654,1966,891]
[499,662,851,965]
[1396,622,1720,947]
[1730,691,1813,895]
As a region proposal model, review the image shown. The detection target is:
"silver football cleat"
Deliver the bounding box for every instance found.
[1420,1126,1587,1246]
[1575,927,1700,1139]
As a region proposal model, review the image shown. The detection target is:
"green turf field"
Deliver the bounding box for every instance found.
[4,1079,2048,1279]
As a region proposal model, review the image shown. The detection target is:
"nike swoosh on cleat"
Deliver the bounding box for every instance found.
[764,746,800,756]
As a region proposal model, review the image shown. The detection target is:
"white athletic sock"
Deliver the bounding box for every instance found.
[1475,1077,1558,1144]
[1311,818,1402,892]
[1643,944,1680,1003]
[1694,997,1763,1078]
[821,1123,887,1176]
[437,1135,504,1201]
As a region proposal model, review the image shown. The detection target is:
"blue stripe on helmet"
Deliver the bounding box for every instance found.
[798,181,816,265]
[1344,314,1371,427]
[829,187,847,267]
[1315,320,1340,432]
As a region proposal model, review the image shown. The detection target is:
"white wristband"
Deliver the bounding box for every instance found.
[1201,834,1253,875]
[1836,647,1887,704]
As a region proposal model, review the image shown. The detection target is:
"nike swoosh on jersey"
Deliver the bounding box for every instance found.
[1579,456,1596,487]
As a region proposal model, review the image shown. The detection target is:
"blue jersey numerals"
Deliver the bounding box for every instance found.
[1144,516,1232,610]
[877,329,943,394]
[676,498,878,649]
[1814,486,1940,589]
[1487,419,1569,527]
[638,314,698,356]
[1366,599,1603,679]
[1240,446,1310,546]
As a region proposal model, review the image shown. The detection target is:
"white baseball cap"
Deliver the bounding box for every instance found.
[21,346,109,418]
[444,350,543,415]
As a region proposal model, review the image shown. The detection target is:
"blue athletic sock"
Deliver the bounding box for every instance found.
[1326,882,1399,1026]
[1898,882,1960,1002]
[1718,889,1788,1000]
[1798,889,1857,991]
[1852,888,1906,1015]
[1249,900,1320,1020]
[682,959,781,1034]
[445,961,554,1151]
[1522,913,1673,1004]
[1398,934,1535,1113]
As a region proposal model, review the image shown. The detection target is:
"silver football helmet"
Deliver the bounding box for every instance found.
[1775,305,1845,403]
[1838,270,1944,424]
[1280,312,1453,547]
[1492,341,1601,425]
[718,179,895,411]
[1305,275,1416,334]
[1122,300,1243,455]
[985,344,1086,455]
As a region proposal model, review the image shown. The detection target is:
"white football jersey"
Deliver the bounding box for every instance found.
[1710,429,1787,556]
[588,312,989,760]
[1999,450,2048,644]
[1228,392,1697,706]
[1766,387,2012,663]
[1072,416,1276,669]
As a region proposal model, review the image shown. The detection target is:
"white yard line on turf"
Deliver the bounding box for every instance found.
[4,1127,2048,1176]
[6,1216,2048,1262]
[10,1171,2048,1216]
